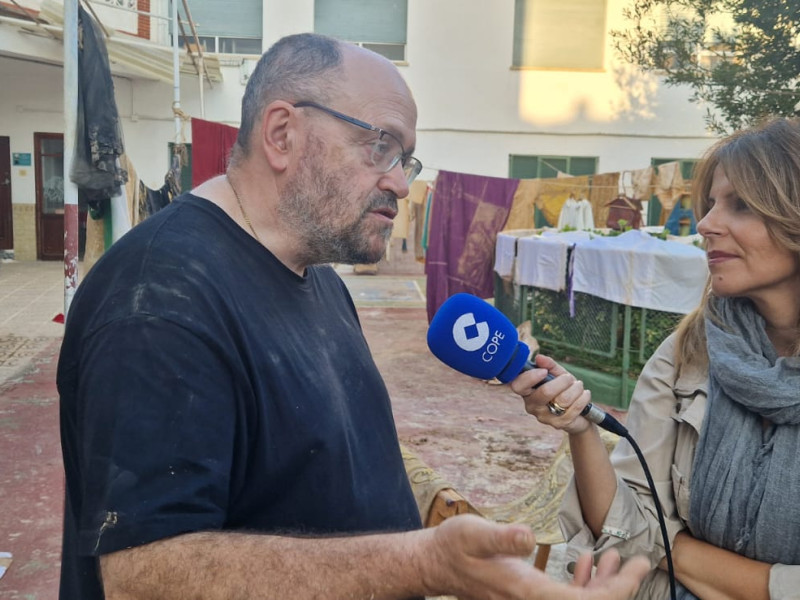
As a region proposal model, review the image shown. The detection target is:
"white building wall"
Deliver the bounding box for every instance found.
[0,0,722,258]
[263,0,313,46]
[0,59,65,206]
[401,0,716,179]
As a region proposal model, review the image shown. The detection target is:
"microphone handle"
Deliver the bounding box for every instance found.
[524,363,628,437]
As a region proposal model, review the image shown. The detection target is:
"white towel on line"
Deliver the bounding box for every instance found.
[571,229,707,314]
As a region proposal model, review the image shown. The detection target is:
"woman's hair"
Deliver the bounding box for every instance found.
[674,117,800,373]
[229,33,343,166]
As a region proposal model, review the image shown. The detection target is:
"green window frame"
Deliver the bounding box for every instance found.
[509,155,597,179]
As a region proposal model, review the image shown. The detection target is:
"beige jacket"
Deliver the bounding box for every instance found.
[558,333,800,599]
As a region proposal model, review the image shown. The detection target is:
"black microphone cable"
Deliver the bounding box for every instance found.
[530,371,677,600]
[623,430,677,600]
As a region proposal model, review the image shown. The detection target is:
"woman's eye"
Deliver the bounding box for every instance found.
[733,197,750,212]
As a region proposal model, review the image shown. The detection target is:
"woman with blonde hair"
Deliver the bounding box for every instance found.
[512,116,800,599]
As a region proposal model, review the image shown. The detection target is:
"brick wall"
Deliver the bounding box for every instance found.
[137,0,150,40]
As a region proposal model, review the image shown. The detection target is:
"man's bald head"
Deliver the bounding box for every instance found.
[230,33,414,166]
[231,33,344,162]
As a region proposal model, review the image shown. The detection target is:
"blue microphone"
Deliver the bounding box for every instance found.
[427,293,627,436]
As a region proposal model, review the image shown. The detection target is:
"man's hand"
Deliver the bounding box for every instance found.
[421,514,649,600]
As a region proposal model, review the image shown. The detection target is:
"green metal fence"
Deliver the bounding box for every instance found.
[494,273,684,408]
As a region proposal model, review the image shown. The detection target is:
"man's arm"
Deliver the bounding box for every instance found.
[101,514,648,600]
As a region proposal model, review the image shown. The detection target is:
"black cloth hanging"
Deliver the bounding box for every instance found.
[70,5,127,208]
[141,168,182,217]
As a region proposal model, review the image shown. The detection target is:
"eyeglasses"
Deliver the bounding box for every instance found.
[293,101,423,186]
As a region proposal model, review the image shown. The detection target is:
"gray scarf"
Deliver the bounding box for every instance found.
[677,297,800,599]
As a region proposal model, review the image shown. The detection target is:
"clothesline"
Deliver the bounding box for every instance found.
[419,164,689,192]
[418,178,669,192]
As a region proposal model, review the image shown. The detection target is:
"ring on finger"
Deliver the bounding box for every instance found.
[547,401,567,417]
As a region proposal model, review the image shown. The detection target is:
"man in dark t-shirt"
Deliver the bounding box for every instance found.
[58,193,423,598]
[57,32,648,600]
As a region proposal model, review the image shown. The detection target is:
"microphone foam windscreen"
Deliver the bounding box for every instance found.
[427,293,527,382]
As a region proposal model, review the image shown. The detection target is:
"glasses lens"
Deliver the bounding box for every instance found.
[404,157,423,185]
[369,135,404,172]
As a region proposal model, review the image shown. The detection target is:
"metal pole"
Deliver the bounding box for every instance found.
[63,0,79,319]
[621,304,632,407]
[172,0,181,144]
[199,53,205,118]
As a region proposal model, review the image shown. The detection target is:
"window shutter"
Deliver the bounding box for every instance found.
[570,157,598,176]
[184,0,262,39]
[315,0,407,44]
[514,0,607,69]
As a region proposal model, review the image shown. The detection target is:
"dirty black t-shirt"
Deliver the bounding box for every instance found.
[57,194,421,599]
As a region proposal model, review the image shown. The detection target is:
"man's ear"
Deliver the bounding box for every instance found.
[259,102,294,172]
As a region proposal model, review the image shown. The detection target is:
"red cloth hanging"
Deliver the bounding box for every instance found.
[190,118,239,188]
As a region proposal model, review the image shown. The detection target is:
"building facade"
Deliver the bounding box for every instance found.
[0,0,717,260]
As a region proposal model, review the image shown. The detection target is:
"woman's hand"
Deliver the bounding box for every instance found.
[510,353,594,435]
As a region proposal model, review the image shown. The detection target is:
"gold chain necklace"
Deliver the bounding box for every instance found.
[228,177,262,243]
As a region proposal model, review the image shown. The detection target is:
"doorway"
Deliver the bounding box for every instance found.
[34,133,87,261]
[34,133,65,260]
[0,136,12,251]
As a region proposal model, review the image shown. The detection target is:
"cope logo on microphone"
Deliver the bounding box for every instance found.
[452,312,490,352]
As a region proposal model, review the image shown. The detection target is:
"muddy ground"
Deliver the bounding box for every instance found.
[360,305,566,509]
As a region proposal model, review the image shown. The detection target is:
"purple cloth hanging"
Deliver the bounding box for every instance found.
[425,170,520,322]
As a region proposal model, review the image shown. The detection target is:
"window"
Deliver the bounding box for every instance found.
[315,0,408,62]
[651,6,735,72]
[179,36,262,56]
[509,155,598,227]
[509,155,597,179]
[175,0,262,55]
[513,0,607,70]
[647,158,698,226]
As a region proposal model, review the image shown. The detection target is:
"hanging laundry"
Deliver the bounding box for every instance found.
[624,166,654,201]
[556,194,594,230]
[140,169,181,218]
[654,162,686,213]
[425,170,519,322]
[420,183,435,254]
[70,6,127,207]
[416,183,434,262]
[191,118,240,187]
[504,178,541,232]
[84,153,141,273]
[577,197,594,229]
[536,175,590,226]
[664,192,697,235]
[588,172,620,229]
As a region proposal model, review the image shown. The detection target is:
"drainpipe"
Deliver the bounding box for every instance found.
[63,0,79,319]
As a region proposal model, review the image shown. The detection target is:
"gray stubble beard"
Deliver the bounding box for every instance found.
[278,142,396,266]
